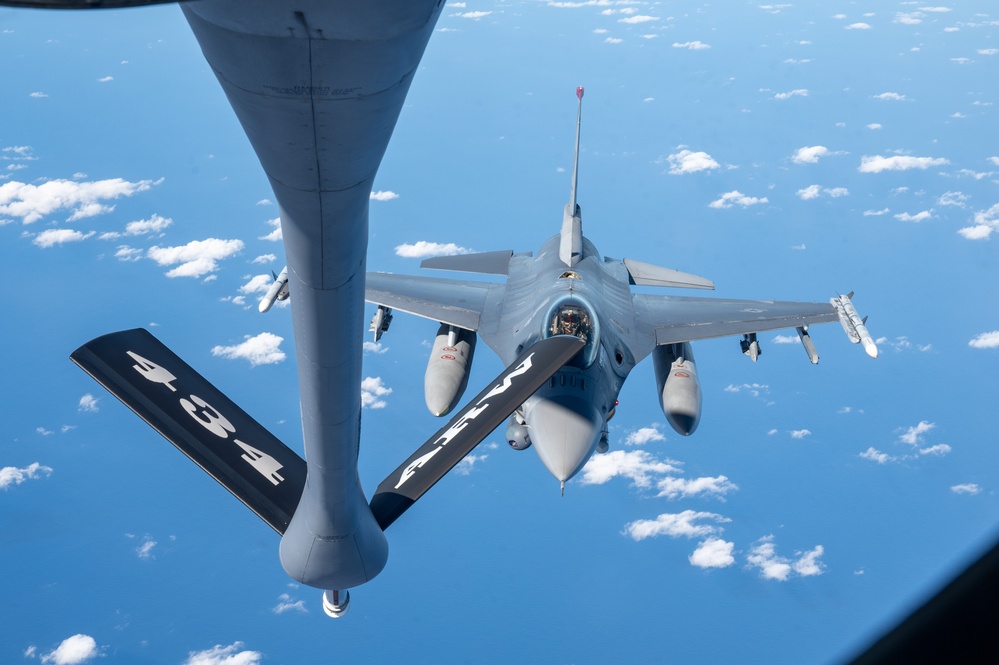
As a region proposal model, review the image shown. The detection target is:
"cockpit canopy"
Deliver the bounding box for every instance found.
[543,297,600,368]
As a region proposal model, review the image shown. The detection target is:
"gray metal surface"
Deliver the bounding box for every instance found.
[180,0,446,590]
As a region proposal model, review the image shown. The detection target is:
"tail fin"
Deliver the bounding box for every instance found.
[560,86,584,267]
[70,328,306,534]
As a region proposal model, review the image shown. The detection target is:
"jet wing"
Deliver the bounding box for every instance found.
[634,294,838,346]
[365,272,500,331]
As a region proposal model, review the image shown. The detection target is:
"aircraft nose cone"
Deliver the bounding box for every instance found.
[524,395,603,482]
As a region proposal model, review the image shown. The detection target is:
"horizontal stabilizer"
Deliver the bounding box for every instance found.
[420,250,514,275]
[369,335,585,530]
[624,258,714,290]
[70,328,306,534]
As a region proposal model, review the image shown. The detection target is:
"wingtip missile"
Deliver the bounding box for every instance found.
[259,266,289,313]
[832,293,878,359]
[576,86,584,100]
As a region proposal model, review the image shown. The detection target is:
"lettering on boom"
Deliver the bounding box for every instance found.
[393,353,536,489]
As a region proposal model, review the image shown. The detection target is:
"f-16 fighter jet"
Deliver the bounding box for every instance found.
[365,87,878,492]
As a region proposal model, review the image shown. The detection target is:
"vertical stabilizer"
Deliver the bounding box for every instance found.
[560,86,584,267]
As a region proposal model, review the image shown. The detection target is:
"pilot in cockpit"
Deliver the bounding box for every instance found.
[551,305,590,343]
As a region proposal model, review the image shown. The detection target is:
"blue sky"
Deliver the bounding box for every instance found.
[2,2,998,663]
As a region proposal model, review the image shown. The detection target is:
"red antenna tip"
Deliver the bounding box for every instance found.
[576,86,584,100]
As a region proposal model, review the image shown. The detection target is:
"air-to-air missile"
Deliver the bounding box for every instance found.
[258,266,290,313]
[369,305,393,343]
[832,292,879,359]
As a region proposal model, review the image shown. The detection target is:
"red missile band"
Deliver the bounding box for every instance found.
[576,86,584,99]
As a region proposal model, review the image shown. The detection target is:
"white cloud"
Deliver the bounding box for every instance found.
[147,238,244,278]
[867,123,882,130]
[37,427,53,436]
[0,462,53,489]
[689,538,735,569]
[136,537,156,559]
[78,394,99,413]
[272,593,307,614]
[894,11,924,25]
[394,241,471,258]
[894,210,933,222]
[663,149,720,175]
[239,274,272,295]
[859,447,893,464]
[951,483,981,495]
[623,510,731,541]
[124,213,172,236]
[604,37,623,44]
[958,203,999,240]
[773,89,808,100]
[979,48,999,56]
[211,332,286,366]
[772,334,798,344]
[797,185,821,200]
[672,40,710,49]
[900,420,935,446]
[826,187,849,197]
[656,475,737,500]
[259,217,282,242]
[182,642,262,665]
[454,453,487,475]
[30,91,49,98]
[363,341,388,354]
[724,383,768,397]
[256,198,272,206]
[864,208,890,216]
[619,15,659,24]
[98,76,113,83]
[919,443,952,456]
[579,449,679,488]
[969,331,999,349]
[0,177,159,224]
[370,190,399,201]
[623,425,666,446]
[793,546,826,577]
[858,155,948,173]
[361,376,392,409]
[875,336,932,353]
[252,254,276,264]
[790,429,811,439]
[938,191,968,207]
[791,146,829,164]
[845,22,872,30]
[456,10,491,19]
[39,635,99,665]
[873,92,908,101]
[114,245,143,262]
[33,229,95,248]
[709,191,768,209]
[746,535,825,581]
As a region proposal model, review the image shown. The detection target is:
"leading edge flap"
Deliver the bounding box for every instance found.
[70,328,306,535]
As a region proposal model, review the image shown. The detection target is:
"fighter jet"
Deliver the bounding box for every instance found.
[365,87,878,491]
